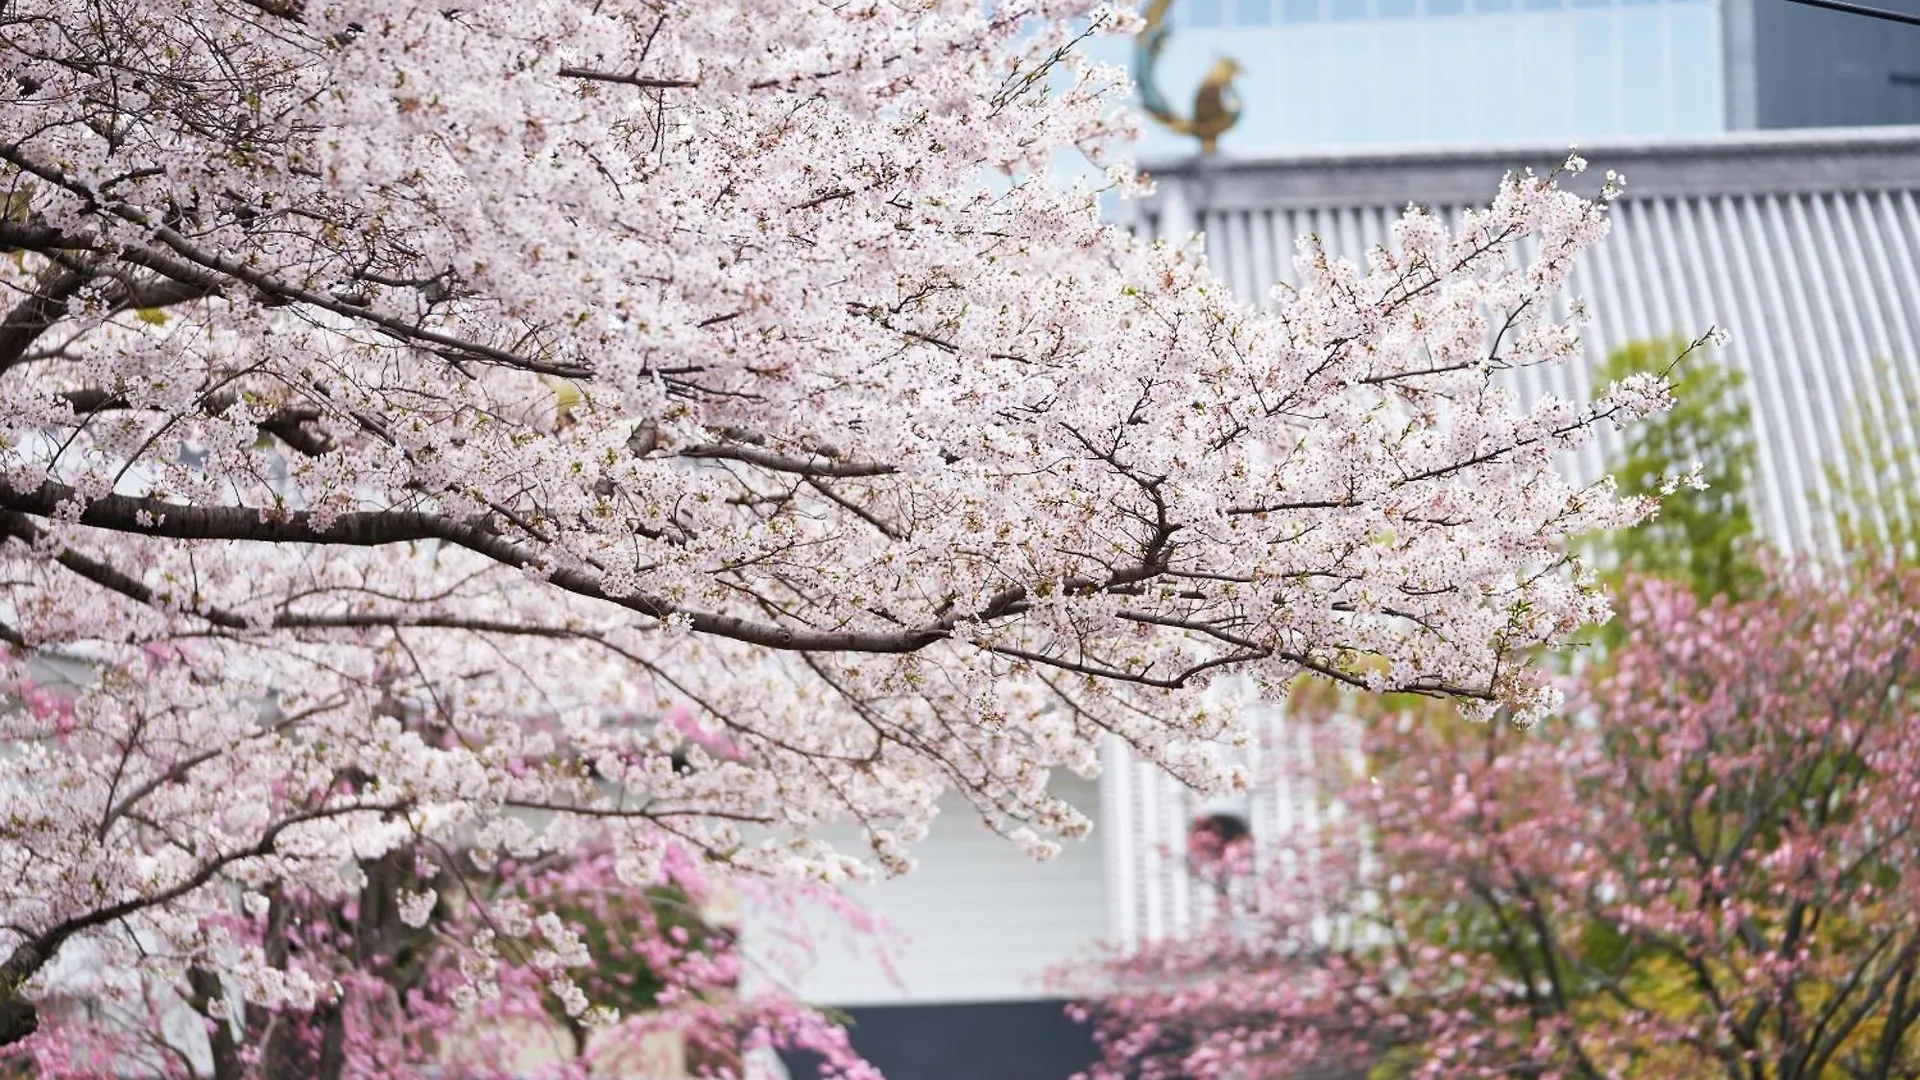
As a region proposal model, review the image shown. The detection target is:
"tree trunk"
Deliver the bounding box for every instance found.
[187,967,247,1080]
[0,944,43,1047]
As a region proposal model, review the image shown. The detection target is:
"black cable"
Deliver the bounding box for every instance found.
[1777,0,1920,27]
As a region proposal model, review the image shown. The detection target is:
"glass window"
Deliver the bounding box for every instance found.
[1571,0,1611,8]
[1427,0,1467,12]
[1523,0,1565,10]
[1617,8,1668,122]
[1367,20,1426,138]
[1235,0,1275,21]
[1183,0,1227,24]
[1570,14,1617,130]
[1331,0,1368,19]
[1378,0,1416,16]
[1283,0,1321,18]
[1669,6,1723,125]
[1475,0,1515,11]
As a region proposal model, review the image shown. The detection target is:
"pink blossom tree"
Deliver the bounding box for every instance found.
[1071,566,1920,1080]
[2,0,1690,1063]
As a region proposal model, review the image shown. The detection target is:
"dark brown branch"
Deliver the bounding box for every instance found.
[185,968,246,1080]
[557,66,699,89]
[794,187,855,210]
[0,221,93,254]
[680,443,898,477]
[234,0,305,18]
[57,388,332,455]
[130,230,595,380]
[0,150,593,381]
[0,478,947,654]
[0,478,1266,682]
[1225,497,1356,516]
[109,276,220,315]
[0,266,92,374]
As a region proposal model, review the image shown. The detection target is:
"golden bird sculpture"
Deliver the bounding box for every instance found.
[1132,0,1247,155]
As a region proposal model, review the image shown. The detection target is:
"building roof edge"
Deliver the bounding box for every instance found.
[1131,126,1920,210]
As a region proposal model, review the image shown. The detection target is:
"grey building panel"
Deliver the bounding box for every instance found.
[1724,0,1761,128]
[1751,0,1920,129]
[778,999,1100,1080]
[1131,129,1920,556]
[1854,192,1920,528]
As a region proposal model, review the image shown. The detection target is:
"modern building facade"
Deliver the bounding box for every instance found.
[773,125,1920,1080]
[1079,0,1920,157]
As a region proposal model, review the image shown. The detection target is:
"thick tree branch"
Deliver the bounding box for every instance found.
[557,66,700,89]
[680,443,898,477]
[185,968,246,1080]
[0,265,92,374]
[0,220,93,254]
[0,479,952,653]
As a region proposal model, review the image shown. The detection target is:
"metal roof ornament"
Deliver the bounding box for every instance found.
[1132,0,1246,156]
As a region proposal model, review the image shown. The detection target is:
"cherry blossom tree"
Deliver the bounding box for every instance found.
[1071,566,1920,1080]
[3,0,1682,1061]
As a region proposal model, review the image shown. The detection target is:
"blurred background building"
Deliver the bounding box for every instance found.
[1079,0,1920,158]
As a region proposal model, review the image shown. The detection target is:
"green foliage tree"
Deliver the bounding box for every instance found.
[1594,336,1761,600]
[1821,358,1920,567]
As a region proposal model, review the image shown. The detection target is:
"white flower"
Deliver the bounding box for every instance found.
[396,888,437,929]
[551,979,590,1018]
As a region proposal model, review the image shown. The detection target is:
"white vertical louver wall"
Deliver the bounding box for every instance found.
[1101,127,1920,948]
[1100,735,1198,945]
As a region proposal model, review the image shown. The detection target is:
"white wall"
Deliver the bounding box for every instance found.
[750,777,1110,1006]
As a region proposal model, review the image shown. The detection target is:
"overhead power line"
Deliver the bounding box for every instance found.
[1777,0,1920,27]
